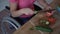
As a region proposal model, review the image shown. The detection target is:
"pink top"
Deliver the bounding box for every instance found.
[9,0,35,18]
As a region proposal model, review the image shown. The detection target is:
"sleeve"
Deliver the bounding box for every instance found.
[9,0,16,3]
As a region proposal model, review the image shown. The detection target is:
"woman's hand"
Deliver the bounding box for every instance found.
[20,8,34,15]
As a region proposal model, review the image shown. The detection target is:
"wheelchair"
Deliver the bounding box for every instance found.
[1,8,21,34]
[1,4,42,34]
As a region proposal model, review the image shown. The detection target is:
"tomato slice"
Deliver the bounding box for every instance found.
[47,17,56,25]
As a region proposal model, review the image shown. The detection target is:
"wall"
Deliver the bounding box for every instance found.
[0,0,9,11]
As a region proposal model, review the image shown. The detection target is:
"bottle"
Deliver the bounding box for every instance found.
[56,6,60,12]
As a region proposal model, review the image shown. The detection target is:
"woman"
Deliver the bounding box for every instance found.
[9,0,52,25]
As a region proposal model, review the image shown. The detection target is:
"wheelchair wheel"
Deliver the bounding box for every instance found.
[1,16,21,34]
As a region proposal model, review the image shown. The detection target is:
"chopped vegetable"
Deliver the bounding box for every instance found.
[30,28,34,30]
[47,17,56,25]
[46,21,50,25]
[40,19,50,25]
[35,26,53,32]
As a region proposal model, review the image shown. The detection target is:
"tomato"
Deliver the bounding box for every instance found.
[47,17,56,25]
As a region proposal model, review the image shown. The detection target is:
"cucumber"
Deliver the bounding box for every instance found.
[35,26,53,32]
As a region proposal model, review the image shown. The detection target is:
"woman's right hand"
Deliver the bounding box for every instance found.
[19,8,34,15]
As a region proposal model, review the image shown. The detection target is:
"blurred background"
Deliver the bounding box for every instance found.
[0,0,9,11]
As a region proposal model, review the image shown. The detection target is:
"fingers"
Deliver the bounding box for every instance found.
[25,11,34,15]
[20,8,34,15]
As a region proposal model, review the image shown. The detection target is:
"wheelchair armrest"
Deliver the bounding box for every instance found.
[5,6,10,10]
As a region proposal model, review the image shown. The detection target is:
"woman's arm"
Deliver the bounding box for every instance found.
[10,2,34,17]
[9,2,23,17]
